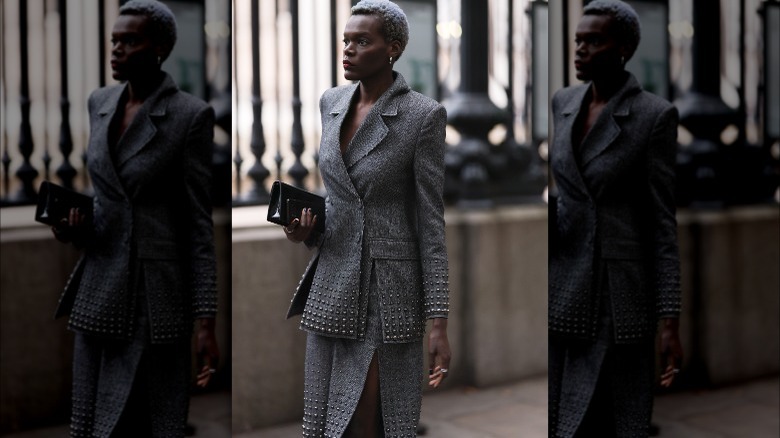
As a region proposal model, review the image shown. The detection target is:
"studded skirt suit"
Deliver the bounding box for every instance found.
[57,73,217,437]
[287,73,449,437]
[549,73,681,437]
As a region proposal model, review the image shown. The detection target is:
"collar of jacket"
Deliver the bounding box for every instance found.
[328,71,410,118]
[328,72,411,171]
[561,72,643,169]
[560,72,642,118]
[96,72,179,118]
[88,72,180,201]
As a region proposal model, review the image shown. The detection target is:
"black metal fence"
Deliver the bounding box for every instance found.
[1,0,550,210]
[0,0,232,209]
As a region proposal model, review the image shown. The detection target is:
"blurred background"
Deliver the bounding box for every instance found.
[1,0,778,436]
[549,1,779,437]
[230,0,549,433]
[0,0,231,435]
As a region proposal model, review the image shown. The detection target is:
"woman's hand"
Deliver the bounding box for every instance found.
[428,318,451,389]
[659,317,683,387]
[284,208,317,243]
[51,207,87,245]
[196,318,220,388]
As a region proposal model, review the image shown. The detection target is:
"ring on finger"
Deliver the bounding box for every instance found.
[284,222,298,234]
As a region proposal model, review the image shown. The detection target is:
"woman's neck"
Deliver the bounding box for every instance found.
[590,70,628,104]
[357,70,394,105]
[126,70,165,104]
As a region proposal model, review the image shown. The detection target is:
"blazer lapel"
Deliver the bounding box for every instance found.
[342,107,388,170]
[555,85,591,199]
[114,74,178,168]
[579,74,641,168]
[321,83,362,199]
[579,109,620,168]
[342,74,407,170]
[89,85,128,201]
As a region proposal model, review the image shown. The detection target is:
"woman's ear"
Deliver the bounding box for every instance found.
[156,45,171,64]
[389,40,402,60]
[619,44,632,63]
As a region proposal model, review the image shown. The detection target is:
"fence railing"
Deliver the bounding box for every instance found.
[1,0,546,211]
[231,0,548,208]
[0,0,232,209]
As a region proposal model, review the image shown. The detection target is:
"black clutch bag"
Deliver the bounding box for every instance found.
[34,181,93,226]
[267,181,326,234]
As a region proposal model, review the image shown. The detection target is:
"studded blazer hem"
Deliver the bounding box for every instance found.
[290,73,450,343]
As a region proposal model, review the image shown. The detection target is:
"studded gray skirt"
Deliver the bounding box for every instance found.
[302,266,424,437]
[70,267,191,438]
[549,260,655,438]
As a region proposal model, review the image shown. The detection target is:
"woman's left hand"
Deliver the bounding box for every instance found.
[428,318,451,389]
[659,317,683,387]
[284,208,317,243]
[196,318,220,388]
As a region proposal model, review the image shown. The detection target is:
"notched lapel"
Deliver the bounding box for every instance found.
[321,84,362,200]
[114,112,157,168]
[579,113,620,168]
[342,107,389,169]
[342,78,405,170]
[579,76,640,168]
[89,86,127,200]
[555,85,591,199]
[114,91,174,168]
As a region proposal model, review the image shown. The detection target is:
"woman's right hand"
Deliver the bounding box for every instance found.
[284,208,317,243]
[51,207,87,244]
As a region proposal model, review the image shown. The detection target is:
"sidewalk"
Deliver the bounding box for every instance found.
[240,376,548,438]
[239,374,779,437]
[3,375,778,437]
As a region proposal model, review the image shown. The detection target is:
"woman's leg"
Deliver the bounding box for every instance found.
[344,352,382,438]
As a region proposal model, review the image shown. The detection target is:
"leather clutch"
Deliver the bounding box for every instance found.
[34,181,93,226]
[267,181,326,234]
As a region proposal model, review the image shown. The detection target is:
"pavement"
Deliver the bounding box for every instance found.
[3,375,778,437]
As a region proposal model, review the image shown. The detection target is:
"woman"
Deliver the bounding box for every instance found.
[283,1,451,436]
[52,1,219,436]
[548,1,683,437]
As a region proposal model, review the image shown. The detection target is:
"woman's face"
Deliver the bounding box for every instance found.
[573,14,624,81]
[110,14,160,81]
[342,14,394,81]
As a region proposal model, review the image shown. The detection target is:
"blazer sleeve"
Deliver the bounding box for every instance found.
[184,105,218,319]
[646,105,682,318]
[414,104,450,319]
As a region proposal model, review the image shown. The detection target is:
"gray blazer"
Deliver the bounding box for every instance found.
[57,73,217,343]
[549,73,681,343]
[290,73,449,343]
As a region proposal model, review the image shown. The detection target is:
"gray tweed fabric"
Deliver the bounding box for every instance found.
[288,73,450,342]
[62,72,216,437]
[71,279,191,437]
[549,263,655,438]
[293,73,447,437]
[303,270,422,437]
[549,72,680,437]
[549,73,681,344]
[57,72,218,343]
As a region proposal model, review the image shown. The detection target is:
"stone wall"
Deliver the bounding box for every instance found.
[676,207,780,385]
[0,206,232,434]
[230,204,549,431]
[2,204,778,433]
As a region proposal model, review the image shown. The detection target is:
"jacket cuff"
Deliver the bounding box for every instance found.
[423,260,449,318]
